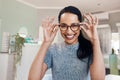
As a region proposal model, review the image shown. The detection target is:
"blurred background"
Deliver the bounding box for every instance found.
[0,0,120,80]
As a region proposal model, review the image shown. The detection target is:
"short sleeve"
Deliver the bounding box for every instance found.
[44,44,55,69]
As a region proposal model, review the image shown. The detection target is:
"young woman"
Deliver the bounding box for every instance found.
[29,6,105,80]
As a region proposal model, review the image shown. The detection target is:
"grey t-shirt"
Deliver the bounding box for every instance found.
[44,42,91,80]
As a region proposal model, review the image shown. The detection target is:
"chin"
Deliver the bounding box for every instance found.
[65,39,77,45]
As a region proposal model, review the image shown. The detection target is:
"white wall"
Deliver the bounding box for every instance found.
[0,19,2,50]
[0,0,2,15]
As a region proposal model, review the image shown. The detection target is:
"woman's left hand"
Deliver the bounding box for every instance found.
[81,13,99,44]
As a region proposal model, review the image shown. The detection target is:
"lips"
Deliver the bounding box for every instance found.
[65,34,75,40]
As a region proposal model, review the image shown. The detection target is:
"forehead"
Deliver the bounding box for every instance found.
[60,13,79,24]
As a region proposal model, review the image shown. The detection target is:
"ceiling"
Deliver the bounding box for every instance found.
[17,0,120,13]
[16,0,120,32]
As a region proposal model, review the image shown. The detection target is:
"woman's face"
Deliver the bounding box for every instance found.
[59,13,81,45]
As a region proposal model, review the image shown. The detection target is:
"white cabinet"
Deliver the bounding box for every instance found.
[15,43,52,80]
[0,53,9,80]
[15,44,40,80]
[0,53,14,80]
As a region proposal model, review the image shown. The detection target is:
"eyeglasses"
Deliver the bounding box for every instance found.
[59,23,81,31]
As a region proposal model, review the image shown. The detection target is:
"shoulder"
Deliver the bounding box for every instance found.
[50,42,65,49]
[48,42,65,53]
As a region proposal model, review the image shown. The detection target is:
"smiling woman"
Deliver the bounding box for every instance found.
[59,13,81,45]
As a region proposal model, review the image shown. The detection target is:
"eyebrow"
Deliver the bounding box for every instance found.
[60,23,80,25]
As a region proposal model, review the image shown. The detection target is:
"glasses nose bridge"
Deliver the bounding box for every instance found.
[67,25,70,29]
[66,25,73,32]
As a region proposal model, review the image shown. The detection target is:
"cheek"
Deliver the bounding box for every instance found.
[75,29,81,36]
[75,31,80,37]
[60,30,65,36]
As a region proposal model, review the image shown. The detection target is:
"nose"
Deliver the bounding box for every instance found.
[66,26,74,34]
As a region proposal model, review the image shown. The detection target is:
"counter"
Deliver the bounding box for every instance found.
[0,53,14,80]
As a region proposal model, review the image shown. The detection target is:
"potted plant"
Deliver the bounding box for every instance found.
[14,33,25,64]
[12,33,25,79]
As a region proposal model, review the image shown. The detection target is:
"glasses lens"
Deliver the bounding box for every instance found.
[59,24,67,30]
[71,23,80,31]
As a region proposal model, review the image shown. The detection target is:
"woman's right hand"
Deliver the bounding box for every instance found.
[42,17,58,44]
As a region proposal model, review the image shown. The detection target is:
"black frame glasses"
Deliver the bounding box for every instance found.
[59,23,82,31]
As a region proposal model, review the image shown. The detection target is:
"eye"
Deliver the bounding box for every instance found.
[71,23,80,27]
[60,23,67,28]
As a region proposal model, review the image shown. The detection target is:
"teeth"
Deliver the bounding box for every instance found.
[66,35,74,39]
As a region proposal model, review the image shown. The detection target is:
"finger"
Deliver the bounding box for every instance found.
[83,14,92,24]
[44,16,49,24]
[80,26,87,33]
[42,19,47,28]
[48,17,55,28]
[49,24,58,34]
[49,24,58,32]
[49,17,55,23]
[42,17,49,28]
[48,17,55,26]
[88,13,94,24]
[95,16,98,25]
[51,25,58,38]
[42,17,54,29]
[89,13,99,26]
[82,22,90,30]
[52,25,58,33]
[46,16,50,27]
[46,16,49,22]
